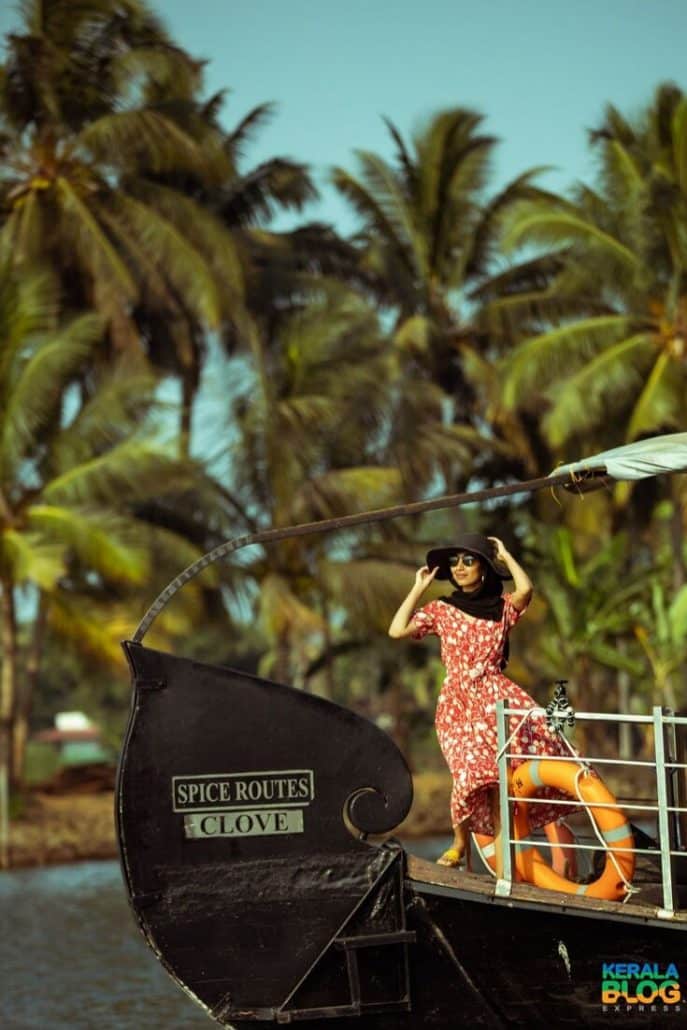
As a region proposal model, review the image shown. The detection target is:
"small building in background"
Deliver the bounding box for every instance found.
[32,711,112,767]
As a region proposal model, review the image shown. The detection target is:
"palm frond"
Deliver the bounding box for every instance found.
[51,359,159,470]
[48,593,128,666]
[43,441,198,506]
[542,333,656,446]
[27,504,150,584]
[502,201,640,271]
[0,527,64,589]
[382,116,418,196]
[669,583,687,641]
[415,108,491,216]
[354,150,420,265]
[113,193,221,327]
[394,314,431,353]
[77,108,229,180]
[0,262,59,385]
[320,558,419,633]
[290,466,403,522]
[671,96,687,196]
[1,312,104,472]
[275,394,337,437]
[502,315,636,408]
[433,139,494,280]
[130,180,245,305]
[589,101,638,148]
[470,252,565,303]
[220,159,317,225]
[110,45,203,103]
[626,350,683,440]
[6,188,45,264]
[56,177,136,299]
[652,83,684,153]
[331,167,414,270]
[142,523,219,588]
[602,139,645,199]
[225,102,276,161]
[465,168,553,278]
[259,572,324,638]
[479,287,584,345]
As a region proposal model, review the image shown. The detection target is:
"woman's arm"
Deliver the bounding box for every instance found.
[388,566,438,639]
[488,537,533,612]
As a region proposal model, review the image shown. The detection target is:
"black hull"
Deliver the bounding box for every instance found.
[116,643,686,1028]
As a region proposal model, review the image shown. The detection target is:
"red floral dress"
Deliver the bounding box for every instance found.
[412,594,575,835]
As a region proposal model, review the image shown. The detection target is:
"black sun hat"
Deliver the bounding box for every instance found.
[426,533,511,581]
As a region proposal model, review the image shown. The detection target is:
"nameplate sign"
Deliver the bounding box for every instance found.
[172,769,314,840]
[184,808,303,839]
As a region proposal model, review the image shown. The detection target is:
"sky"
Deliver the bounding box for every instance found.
[3,0,687,232]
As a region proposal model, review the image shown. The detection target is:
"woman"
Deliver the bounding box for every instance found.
[388,532,574,874]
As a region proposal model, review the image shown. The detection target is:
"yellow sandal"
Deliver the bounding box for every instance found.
[437,847,463,867]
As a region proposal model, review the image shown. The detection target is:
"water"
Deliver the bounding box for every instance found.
[0,834,608,1028]
[0,861,211,1030]
[0,842,453,1030]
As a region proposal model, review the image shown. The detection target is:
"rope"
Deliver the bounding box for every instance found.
[495,708,538,763]
[496,706,580,765]
[571,766,640,901]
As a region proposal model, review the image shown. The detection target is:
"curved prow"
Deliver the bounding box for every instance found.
[116,642,414,1024]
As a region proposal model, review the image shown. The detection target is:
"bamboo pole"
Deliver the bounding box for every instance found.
[133,467,605,642]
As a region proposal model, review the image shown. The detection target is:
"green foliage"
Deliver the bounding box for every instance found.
[0,259,226,782]
[634,580,687,708]
[332,108,549,405]
[524,525,648,686]
[495,83,687,453]
[3,3,687,778]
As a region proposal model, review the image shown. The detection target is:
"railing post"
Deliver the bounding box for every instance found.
[653,705,675,916]
[495,699,513,896]
[674,711,687,854]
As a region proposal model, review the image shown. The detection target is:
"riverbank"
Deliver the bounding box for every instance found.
[3,771,454,870]
[4,762,652,870]
[6,792,119,869]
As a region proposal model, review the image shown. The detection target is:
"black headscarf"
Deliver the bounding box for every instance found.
[440,564,509,667]
[440,564,505,621]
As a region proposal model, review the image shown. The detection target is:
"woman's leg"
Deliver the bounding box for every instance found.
[437,819,467,866]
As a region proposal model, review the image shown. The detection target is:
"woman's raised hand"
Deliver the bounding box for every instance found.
[414,565,439,591]
[487,536,510,562]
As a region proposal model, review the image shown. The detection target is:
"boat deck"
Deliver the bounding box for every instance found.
[406,852,687,928]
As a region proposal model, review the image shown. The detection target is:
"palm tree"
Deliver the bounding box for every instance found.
[496,84,687,453]
[210,277,497,768]
[332,109,547,407]
[0,0,317,449]
[217,286,395,682]
[0,262,209,785]
[135,97,320,443]
[1,2,227,332]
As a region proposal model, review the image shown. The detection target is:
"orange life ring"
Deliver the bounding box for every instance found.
[512,759,635,900]
[473,820,577,879]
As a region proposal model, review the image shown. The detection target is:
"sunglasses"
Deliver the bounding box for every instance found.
[451,553,479,568]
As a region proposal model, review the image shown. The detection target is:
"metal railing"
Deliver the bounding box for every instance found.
[493,701,687,918]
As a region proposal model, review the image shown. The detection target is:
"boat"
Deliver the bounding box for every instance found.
[116,435,687,1028]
